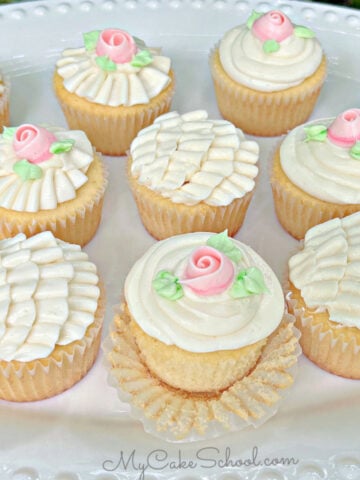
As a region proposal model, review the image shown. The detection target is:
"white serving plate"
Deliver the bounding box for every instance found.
[1,0,360,479]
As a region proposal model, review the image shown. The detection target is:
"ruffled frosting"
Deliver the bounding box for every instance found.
[125,232,284,353]
[280,117,360,204]
[289,212,360,328]
[130,110,259,206]
[0,231,100,362]
[56,42,172,107]
[0,126,94,212]
[218,23,323,92]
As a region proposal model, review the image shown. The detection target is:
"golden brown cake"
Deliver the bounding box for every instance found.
[127,110,259,240]
[0,72,10,132]
[54,28,175,156]
[287,213,360,379]
[0,231,105,402]
[210,10,327,137]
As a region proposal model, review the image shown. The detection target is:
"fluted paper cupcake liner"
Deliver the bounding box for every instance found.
[270,147,360,240]
[0,155,107,246]
[0,285,105,402]
[104,305,301,442]
[54,71,175,156]
[286,282,360,379]
[0,75,10,132]
[210,49,327,137]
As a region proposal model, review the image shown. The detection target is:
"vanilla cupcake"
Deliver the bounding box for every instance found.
[210,10,327,136]
[54,28,175,156]
[271,108,360,240]
[0,231,104,402]
[107,231,300,440]
[288,212,360,379]
[128,110,259,240]
[0,72,10,132]
[0,123,106,246]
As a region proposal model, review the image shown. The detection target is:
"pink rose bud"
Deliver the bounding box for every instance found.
[95,28,138,64]
[13,124,56,164]
[327,109,360,148]
[181,246,235,296]
[252,10,294,43]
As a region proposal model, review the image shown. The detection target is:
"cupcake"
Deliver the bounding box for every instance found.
[0,230,105,402]
[128,110,259,240]
[54,28,175,156]
[271,108,360,240]
[210,10,327,136]
[287,212,360,379]
[0,72,10,132]
[107,231,300,440]
[0,123,107,246]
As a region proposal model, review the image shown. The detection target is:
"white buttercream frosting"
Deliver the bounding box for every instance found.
[0,127,94,212]
[289,212,360,328]
[280,118,360,204]
[218,24,323,92]
[56,45,171,107]
[125,232,284,353]
[130,110,259,206]
[0,231,100,362]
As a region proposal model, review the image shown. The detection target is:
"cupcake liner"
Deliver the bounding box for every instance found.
[127,160,254,240]
[0,155,107,246]
[0,284,105,402]
[270,147,360,240]
[286,282,360,379]
[0,75,10,131]
[53,71,175,156]
[104,304,301,442]
[210,49,327,137]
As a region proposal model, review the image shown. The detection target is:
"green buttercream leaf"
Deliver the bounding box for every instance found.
[294,25,315,39]
[83,30,101,51]
[2,126,17,140]
[133,36,147,50]
[230,267,268,298]
[350,142,360,160]
[13,159,42,181]
[153,270,184,301]
[246,10,262,29]
[95,55,117,72]
[49,139,75,155]
[207,230,243,264]
[263,39,280,54]
[304,124,328,142]
[130,49,153,68]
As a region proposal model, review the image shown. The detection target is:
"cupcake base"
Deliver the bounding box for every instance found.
[271,147,360,240]
[53,71,175,156]
[105,304,300,442]
[287,282,360,379]
[127,158,254,240]
[0,77,10,132]
[210,49,327,137]
[0,155,107,247]
[0,285,105,402]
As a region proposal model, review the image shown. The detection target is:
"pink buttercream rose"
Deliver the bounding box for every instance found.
[13,124,56,164]
[95,29,138,64]
[327,109,360,148]
[181,246,235,296]
[252,10,294,43]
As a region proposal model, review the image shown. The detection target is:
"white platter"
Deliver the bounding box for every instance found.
[1,0,360,479]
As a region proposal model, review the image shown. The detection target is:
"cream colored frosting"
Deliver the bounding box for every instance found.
[289,212,360,328]
[125,232,284,353]
[56,46,171,107]
[0,231,100,362]
[219,24,323,92]
[130,110,259,206]
[0,127,94,212]
[280,118,360,204]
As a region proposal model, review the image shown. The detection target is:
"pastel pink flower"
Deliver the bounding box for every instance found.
[252,10,294,43]
[13,124,56,164]
[181,246,234,296]
[95,29,138,64]
[327,109,360,148]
